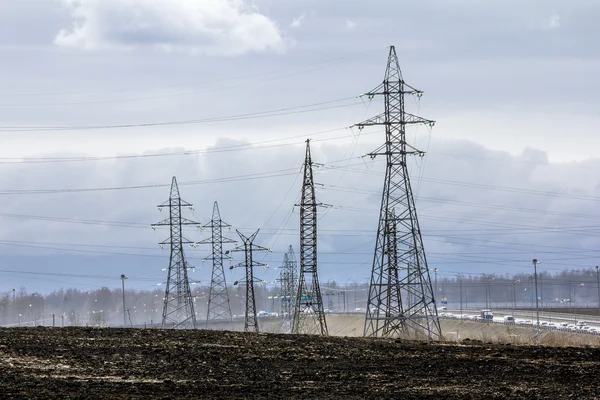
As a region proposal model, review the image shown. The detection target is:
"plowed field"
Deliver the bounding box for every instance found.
[0,327,598,399]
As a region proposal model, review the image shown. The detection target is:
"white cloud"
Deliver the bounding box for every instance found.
[290,13,305,28]
[345,19,357,30]
[54,0,288,55]
[548,14,560,29]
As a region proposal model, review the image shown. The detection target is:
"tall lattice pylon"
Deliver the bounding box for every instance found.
[227,230,268,333]
[152,176,199,329]
[356,46,441,339]
[278,245,298,333]
[292,140,328,336]
[201,202,235,327]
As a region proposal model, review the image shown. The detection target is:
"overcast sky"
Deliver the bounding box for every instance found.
[0,0,599,296]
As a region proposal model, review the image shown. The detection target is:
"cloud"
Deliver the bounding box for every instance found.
[345,19,357,30]
[290,13,305,28]
[54,0,288,55]
[3,132,600,293]
[548,14,560,29]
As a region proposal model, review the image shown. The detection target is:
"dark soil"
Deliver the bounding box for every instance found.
[0,327,598,399]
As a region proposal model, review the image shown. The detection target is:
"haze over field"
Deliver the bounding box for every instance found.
[0,0,599,295]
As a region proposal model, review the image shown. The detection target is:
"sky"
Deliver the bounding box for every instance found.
[0,0,599,295]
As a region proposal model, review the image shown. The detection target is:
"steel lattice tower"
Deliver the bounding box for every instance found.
[152,176,199,329]
[201,202,235,327]
[356,46,441,339]
[292,140,328,336]
[278,245,298,333]
[227,230,268,333]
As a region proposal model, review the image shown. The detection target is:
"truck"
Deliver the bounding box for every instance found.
[479,310,494,321]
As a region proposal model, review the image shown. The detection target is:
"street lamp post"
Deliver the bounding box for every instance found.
[457,274,463,319]
[487,278,495,309]
[121,274,128,327]
[572,283,584,323]
[434,268,438,304]
[512,279,520,315]
[532,259,541,345]
[596,266,600,317]
[345,277,355,312]
[13,289,17,323]
[485,277,488,309]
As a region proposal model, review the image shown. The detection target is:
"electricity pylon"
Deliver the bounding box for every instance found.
[201,202,235,327]
[152,176,200,329]
[292,139,328,336]
[356,46,441,339]
[278,245,298,333]
[227,229,268,333]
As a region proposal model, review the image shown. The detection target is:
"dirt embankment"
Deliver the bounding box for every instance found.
[261,314,600,346]
[0,327,599,399]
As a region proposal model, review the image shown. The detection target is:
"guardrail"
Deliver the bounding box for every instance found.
[439,315,600,336]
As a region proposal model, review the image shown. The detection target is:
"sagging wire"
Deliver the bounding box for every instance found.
[260,167,303,231]
[259,192,301,264]
[414,123,434,201]
[327,126,364,187]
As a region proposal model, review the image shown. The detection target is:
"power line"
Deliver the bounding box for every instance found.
[2,48,381,99]
[328,205,600,238]
[325,183,600,221]
[0,97,380,132]
[0,155,376,195]
[420,177,600,203]
[0,128,378,165]
[0,268,158,283]
[0,169,300,195]
[322,168,600,203]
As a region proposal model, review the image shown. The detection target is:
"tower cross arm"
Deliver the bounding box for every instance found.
[152,218,170,227]
[250,244,270,253]
[361,81,423,97]
[201,220,232,229]
[230,262,245,270]
[156,199,193,208]
[179,217,200,226]
[251,261,268,268]
[198,236,236,245]
[366,142,426,159]
[354,112,435,128]
[159,237,198,245]
[227,246,245,254]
